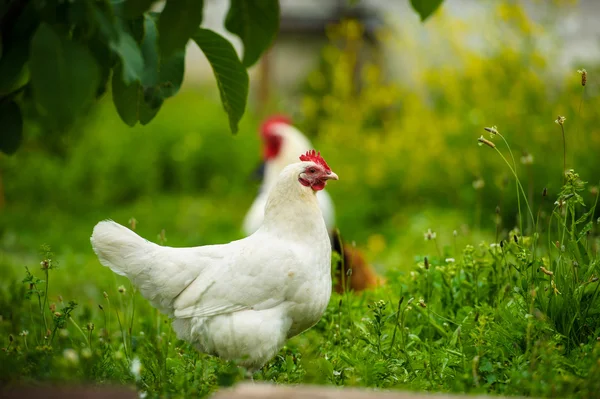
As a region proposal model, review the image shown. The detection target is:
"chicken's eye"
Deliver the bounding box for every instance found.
[309,168,316,174]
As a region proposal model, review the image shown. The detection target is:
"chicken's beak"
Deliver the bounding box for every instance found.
[324,171,339,181]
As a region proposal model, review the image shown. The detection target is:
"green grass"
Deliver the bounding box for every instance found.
[1,161,599,398]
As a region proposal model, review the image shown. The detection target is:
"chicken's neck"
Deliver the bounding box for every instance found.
[261,168,325,240]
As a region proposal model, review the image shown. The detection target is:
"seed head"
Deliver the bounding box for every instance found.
[484,126,498,135]
[590,186,599,196]
[539,266,554,276]
[478,136,496,148]
[118,285,126,294]
[555,116,566,125]
[495,205,500,214]
[424,256,429,270]
[453,230,458,237]
[87,323,95,332]
[514,235,519,244]
[103,291,108,299]
[418,299,427,308]
[542,187,547,197]
[445,258,455,263]
[9,334,13,343]
[578,69,587,86]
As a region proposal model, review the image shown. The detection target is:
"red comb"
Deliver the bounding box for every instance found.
[299,150,331,172]
[260,114,292,137]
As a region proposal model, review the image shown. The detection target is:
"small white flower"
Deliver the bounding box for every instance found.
[453,230,458,237]
[81,348,92,359]
[445,258,455,263]
[130,357,142,381]
[63,348,79,365]
[139,391,148,399]
[424,228,436,241]
[555,116,566,125]
[19,330,29,337]
[520,153,534,165]
[472,178,485,190]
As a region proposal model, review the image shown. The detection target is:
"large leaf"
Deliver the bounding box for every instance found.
[120,0,157,18]
[29,23,100,127]
[0,39,29,95]
[92,3,144,84]
[112,15,173,127]
[140,14,159,86]
[0,101,23,155]
[112,65,160,127]
[158,50,185,98]
[409,0,444,22]
[158,0,204,57]
[192,28,248,134]
[225,0,280,67]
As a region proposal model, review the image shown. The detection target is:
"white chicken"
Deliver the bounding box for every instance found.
[90,150,338,373]
[243,115,336,236]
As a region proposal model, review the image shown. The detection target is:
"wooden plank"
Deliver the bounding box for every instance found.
[0,386,137,399]
[212,383,524,399]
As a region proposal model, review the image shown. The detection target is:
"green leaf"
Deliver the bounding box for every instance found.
[88,36,117,98]
[409,0,444,22]
[111,15,165,127]
[29,23,100,127]
[110,29,145,84]
[0,39,29,95]
[120,0,157,18]
[158,0,204,57]
[158,50,185,98]
[112,64,159,126]
[92,3,144,84]
[0,101,23,155]
[192,28,249,134]
[225,0,280,67]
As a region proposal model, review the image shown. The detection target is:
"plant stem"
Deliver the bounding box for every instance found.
[41,269,49,333]
[389,296,404,354]
[69,317,90,347]
[498,133,523,234]
[561,124,566,184]
[493,147,535,229]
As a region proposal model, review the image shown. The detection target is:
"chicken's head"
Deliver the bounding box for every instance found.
[260,115,292,160]
[298,150,338,191]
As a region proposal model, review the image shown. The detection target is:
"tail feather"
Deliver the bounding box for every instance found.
[90,220,152,277]
[91,220,188,314]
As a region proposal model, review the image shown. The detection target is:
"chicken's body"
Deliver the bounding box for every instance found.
[91,156,337,371]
